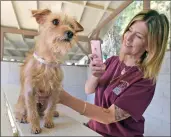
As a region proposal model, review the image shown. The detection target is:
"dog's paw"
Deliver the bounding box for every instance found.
[44,120,54,128]
[31,126,41,134]
[18,115,28,123]
[53,111,59,117]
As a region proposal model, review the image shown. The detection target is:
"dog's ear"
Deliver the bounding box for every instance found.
[31,9,51,24]
[74,21,84,32]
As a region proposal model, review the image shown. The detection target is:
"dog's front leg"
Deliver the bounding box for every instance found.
[43,93,58,128]
[25,88,41,134]
[15,93,28,123]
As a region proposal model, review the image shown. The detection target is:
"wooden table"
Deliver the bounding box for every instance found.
[2,85,101,136]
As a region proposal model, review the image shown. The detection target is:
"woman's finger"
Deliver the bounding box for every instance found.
[93,58,103,63]
[88,54,98,61]
[92,71,105,77]
[91,66,103,71]
[91,62,103,67]
[91,65,106,71]
[91,59,103,66]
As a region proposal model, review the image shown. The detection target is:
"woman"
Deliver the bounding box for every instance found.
[59,9,169,136]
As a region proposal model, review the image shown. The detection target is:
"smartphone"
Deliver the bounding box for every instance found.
[90,40,102,60]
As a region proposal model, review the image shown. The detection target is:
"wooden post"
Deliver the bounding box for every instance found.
[1,31,4,61]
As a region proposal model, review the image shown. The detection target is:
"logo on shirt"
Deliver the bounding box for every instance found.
[113,80,129,95]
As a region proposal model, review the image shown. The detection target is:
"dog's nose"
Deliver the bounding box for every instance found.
[65,31,73,39]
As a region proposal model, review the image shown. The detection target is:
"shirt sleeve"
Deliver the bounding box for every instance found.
[114,78,156,121]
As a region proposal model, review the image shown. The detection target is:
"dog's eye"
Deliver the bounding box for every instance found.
[52,19,59,25]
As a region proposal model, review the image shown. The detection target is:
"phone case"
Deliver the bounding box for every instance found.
[90,40,102,60]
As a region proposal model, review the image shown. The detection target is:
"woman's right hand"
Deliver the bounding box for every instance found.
[88,54,106,78]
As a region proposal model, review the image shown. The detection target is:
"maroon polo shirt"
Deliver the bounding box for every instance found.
[87,56,156,137]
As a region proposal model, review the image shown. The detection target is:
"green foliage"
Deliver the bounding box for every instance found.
[114,1,143,35]
[151,1,171,49]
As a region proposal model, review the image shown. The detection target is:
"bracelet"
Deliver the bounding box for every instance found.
[80,101,87,115]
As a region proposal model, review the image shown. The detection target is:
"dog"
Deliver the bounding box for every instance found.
[14,9,84,134]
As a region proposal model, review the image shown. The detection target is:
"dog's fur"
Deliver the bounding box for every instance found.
[14,9,84,134]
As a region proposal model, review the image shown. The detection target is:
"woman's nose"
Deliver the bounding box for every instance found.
[127,32,134,42]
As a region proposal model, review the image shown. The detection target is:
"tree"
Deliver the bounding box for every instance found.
[151,1,171,49]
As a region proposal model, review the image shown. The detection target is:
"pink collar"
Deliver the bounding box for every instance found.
[33,52,61,67]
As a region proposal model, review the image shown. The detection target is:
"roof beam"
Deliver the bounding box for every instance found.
[90,1,112,36]
[3,55,25,61]
[4,49,17,57]
[4,49,12,56]
[1,31,4,60]
[83,1,87,5]
[91,11,106,35]
[77,1,87,22]
[4,36,24,57]
[10,1,20,29]
[4,47,29,52]
[1,27,89,42]
[89,0,133,38]
[104,1,112,10]
[50,1,63,12]
[60,2,64,12]
[70,0,87,58]
[4,36,17,50]
[143,0,151,10]
[11,1,29,49]
[63,1,114,13]
[1,27,38,36]
[85,2,114,12]
[86,2,104,10]
[77,1,113,55]
[37,1,39,9]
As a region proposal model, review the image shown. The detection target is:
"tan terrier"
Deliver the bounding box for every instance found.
[14,9,84,134]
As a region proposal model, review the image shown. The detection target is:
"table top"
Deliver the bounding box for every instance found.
[2,85,101,136]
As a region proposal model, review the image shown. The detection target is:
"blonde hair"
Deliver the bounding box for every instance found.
[120,10,169,83]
